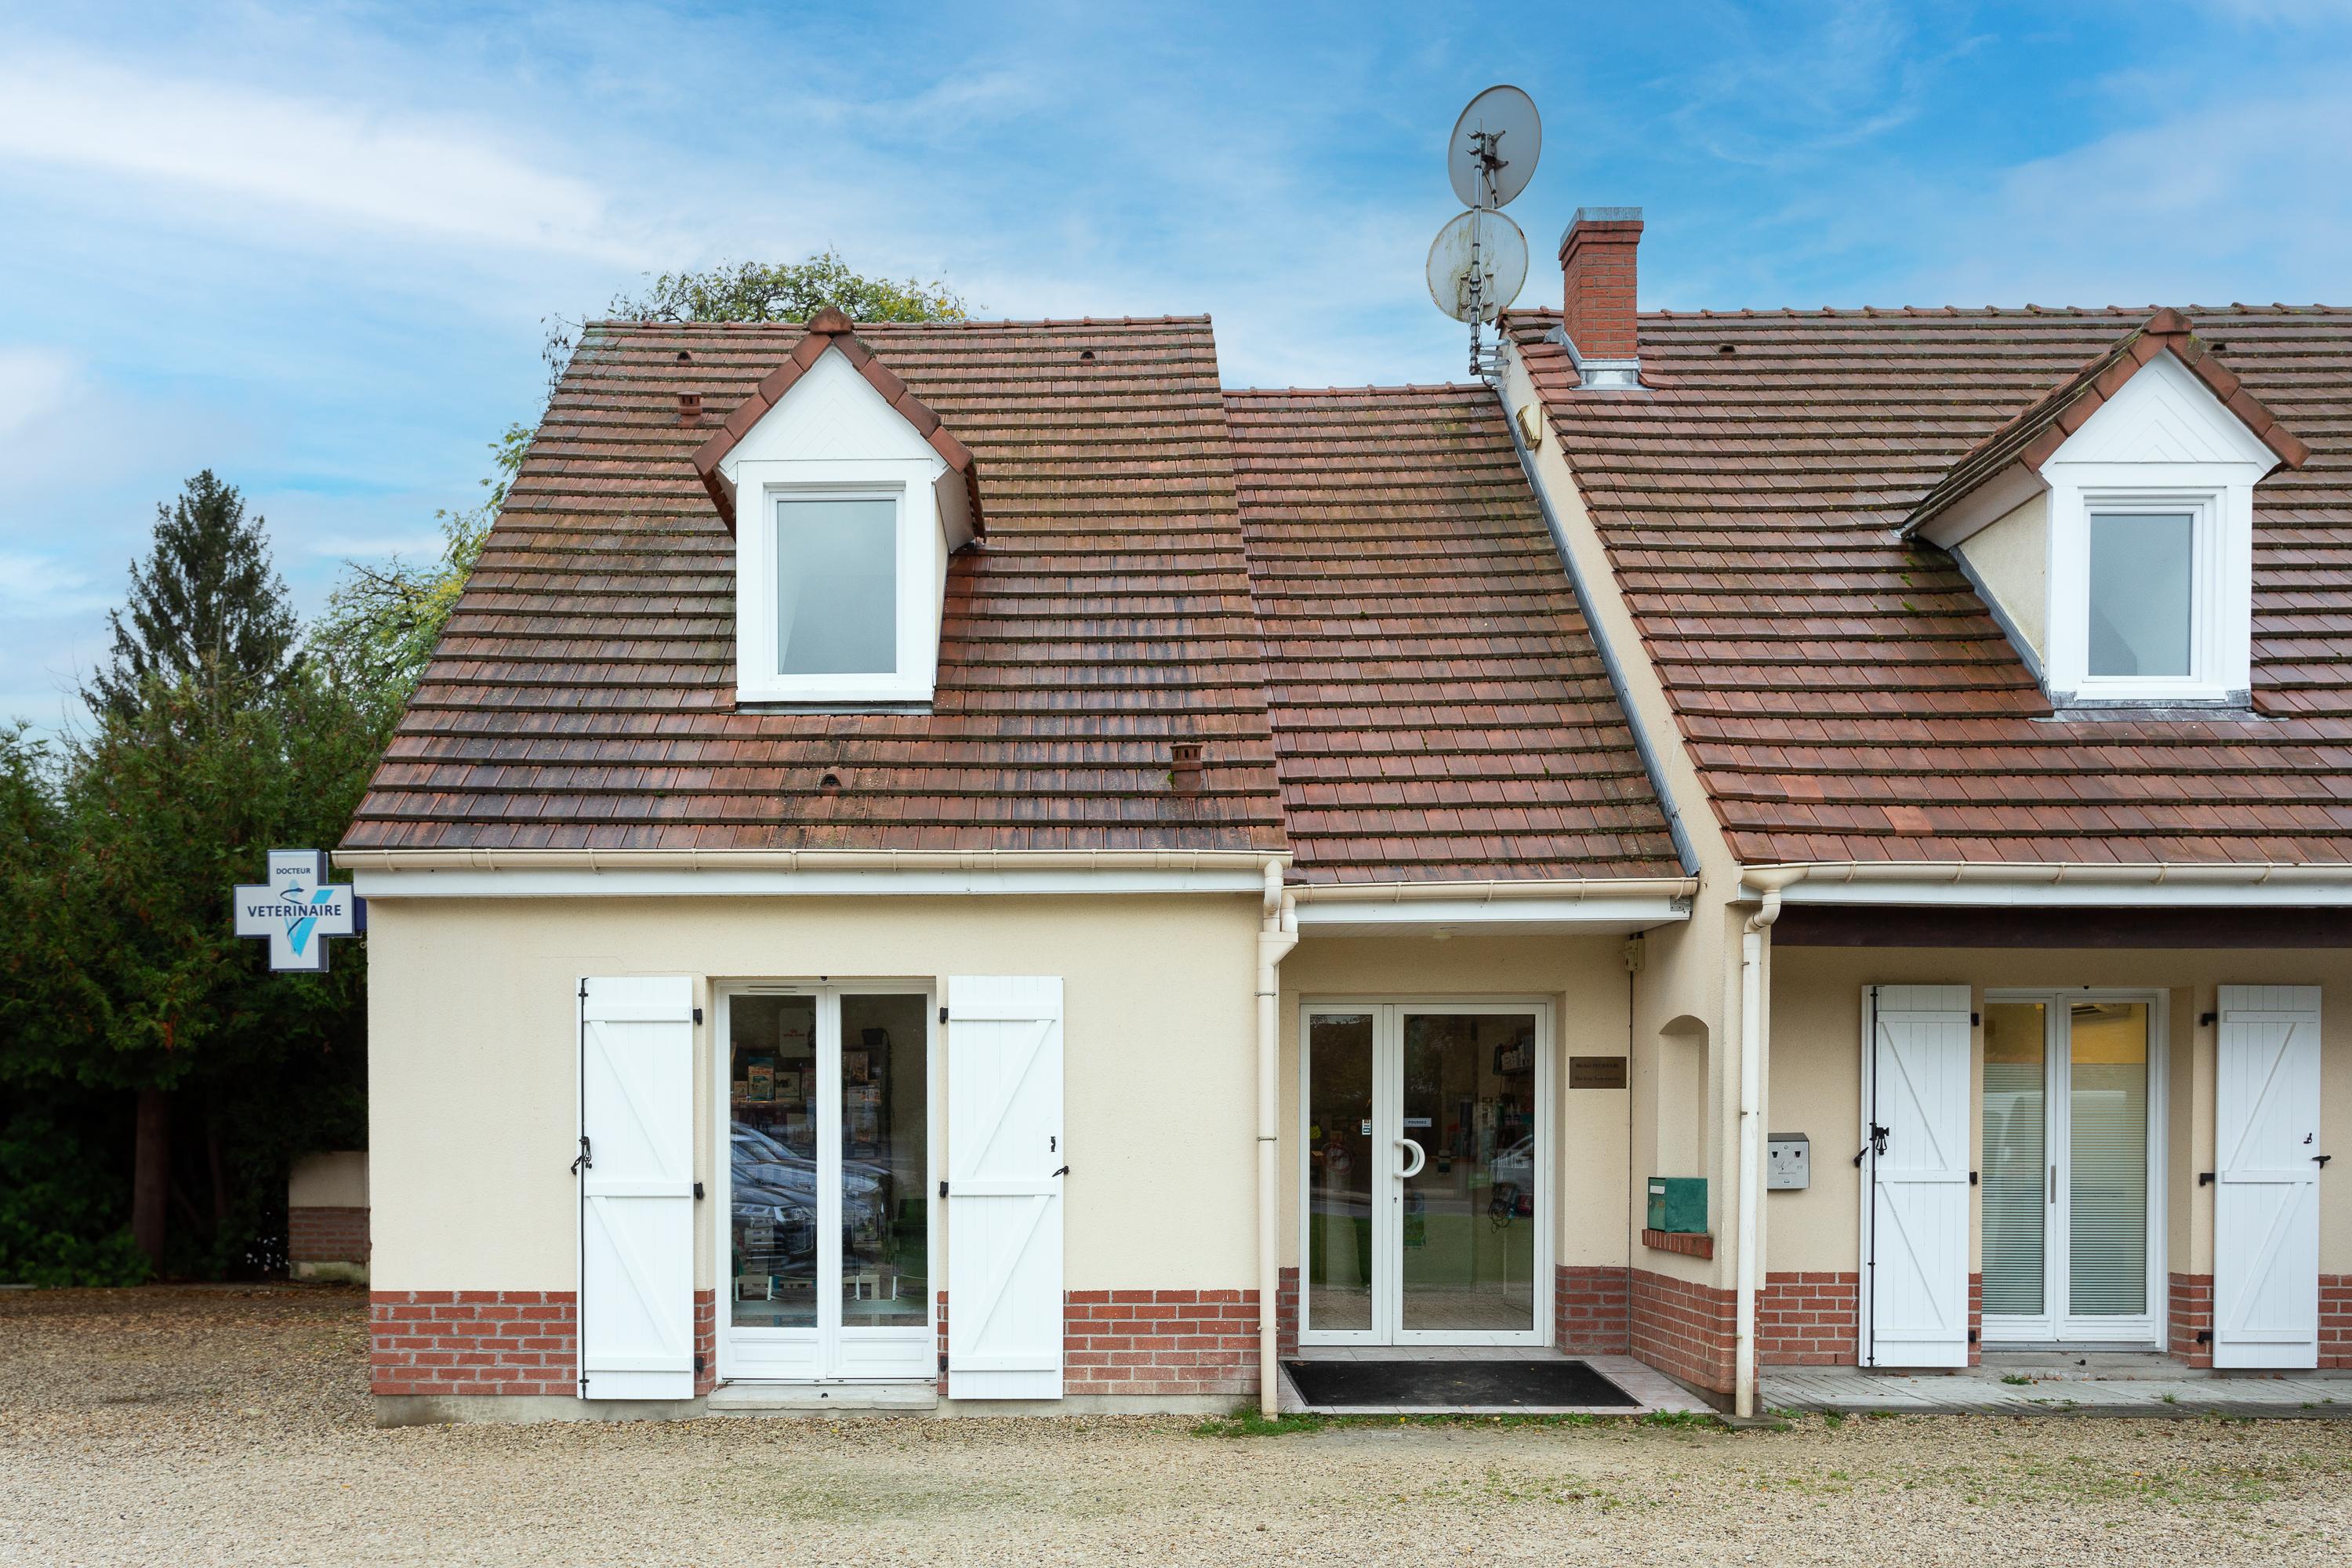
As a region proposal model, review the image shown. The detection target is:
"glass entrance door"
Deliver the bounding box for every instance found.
[722,986,931,1381]
[1980,995,2160,1346]
[1301,1002,1548,1346]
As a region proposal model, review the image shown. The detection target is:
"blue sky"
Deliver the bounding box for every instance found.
[5,1,2351,733]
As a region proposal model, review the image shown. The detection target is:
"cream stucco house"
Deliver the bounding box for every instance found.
[343,220,2352,1423]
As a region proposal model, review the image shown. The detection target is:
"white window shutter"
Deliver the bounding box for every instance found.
[578,975,697,1400]
[946,975,1065,1399]
[1862,985,1972,1368]
[2214,985,2322,1370]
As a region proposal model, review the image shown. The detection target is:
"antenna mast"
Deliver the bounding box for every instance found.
[1429,86,1541,385]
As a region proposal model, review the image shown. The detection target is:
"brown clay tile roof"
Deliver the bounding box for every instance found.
[1226,385,1681,882]
[1905,308,2310,537]
[343,316,1290,853]
[1508,303,2352,867]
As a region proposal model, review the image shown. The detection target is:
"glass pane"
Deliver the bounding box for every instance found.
[776,496,896,674]
[1980,1003,2047,1317]
[840,995,927,1327]
[2088,512,2194,677]
[1400,1013,1537,1332]
[731,995,818,1328]
[1305,1014,1374,1331]
[2068,1002,2150,1317]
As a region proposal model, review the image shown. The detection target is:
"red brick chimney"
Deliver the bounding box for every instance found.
[1559,206,1643,387]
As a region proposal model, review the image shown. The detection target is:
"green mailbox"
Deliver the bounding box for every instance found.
[1646,1177,1708,1234]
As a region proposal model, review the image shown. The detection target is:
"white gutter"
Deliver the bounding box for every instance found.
[335,847,1287,899]
[1749,861,2352,908]
[1734,866,1806,1420]
[1292,876,1697,931]
[1255,862,1300,1417]
[1292,877,1697,903]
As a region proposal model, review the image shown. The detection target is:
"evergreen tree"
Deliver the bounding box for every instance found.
[86,471,300,720]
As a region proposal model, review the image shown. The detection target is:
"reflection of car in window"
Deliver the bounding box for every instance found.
[730,1123,891,1272]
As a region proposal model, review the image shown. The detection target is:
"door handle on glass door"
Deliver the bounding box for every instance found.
[1396,1138,1426,1180]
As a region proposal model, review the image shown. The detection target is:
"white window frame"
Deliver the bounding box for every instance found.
[712,978,940,1385]
[732,475,942,706]
[1294,996,1554,1349]
[1972,987,2169,1350]
[2046,481,2234,706]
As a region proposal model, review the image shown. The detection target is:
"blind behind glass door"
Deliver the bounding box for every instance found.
[1980,1003,2047,1317]
[2067,1003,2150,1317]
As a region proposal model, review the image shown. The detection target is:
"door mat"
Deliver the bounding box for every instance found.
[1283,1358,1639,1409]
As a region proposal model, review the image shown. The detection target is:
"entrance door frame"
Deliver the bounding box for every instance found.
[1296,996,1554,1348]
[1976,986,2169,1349]
[712,979,939,1384]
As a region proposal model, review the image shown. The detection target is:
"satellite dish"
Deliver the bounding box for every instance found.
[1426,209,1527,324]
[1448,85,1541,209]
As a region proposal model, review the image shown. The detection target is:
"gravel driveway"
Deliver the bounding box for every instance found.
[4,1286,2350,1566]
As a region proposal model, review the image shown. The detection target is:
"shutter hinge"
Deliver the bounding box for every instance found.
[579,982,589,1000]
[938,1006,949,1025]
[693,1007,703,1025]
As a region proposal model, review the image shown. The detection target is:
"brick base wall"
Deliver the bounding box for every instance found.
[2169,1272,2216,1367]
[372,1290,715,1397]
[1276,1267,1299,1356]
[1630,1267,1735,1396]
[1065,1290,1258,1397]
[1555,1265,1630,1354]
[1758,1272,1859,1365]
[288,1205,369,1264]
[2327,1276,2352,1369]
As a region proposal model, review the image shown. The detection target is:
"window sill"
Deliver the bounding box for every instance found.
[1641,1228,1714,1259]
[733,700,935,715]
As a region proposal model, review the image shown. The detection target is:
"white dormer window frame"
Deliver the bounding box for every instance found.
[717,346,971,708]
[2045,471,2248,707]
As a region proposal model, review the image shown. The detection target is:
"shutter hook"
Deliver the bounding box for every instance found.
[570,1134,593,1175]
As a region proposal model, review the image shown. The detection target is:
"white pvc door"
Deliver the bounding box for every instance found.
[578,975,697,1400]
[1862,985,1972,1368]
[945,976,1065,1399]
[2214,985,2323,1370]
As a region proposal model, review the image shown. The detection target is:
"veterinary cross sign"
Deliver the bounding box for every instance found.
[233,850,362,973]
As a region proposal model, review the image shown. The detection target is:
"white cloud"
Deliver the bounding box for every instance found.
[0,346,79,441]
[0,50,656,265]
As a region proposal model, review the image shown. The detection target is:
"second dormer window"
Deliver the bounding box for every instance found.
[776,492,898,677]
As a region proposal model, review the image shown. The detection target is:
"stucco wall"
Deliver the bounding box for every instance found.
[365,893,1261,1295]
[1952,491,2049,659]
[1767,945,2352,1278]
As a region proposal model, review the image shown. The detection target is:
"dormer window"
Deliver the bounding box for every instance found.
[1902,310,2308,711]
[690,307,981,709]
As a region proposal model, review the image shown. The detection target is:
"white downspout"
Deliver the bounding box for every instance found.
[1256,860,1299,1417]
[1734,868,1802,1418]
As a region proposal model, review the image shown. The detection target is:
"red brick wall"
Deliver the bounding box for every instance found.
[1064,1290,1258,1398]
[372,1290,715,1398]
[1276,1267,1299,1356]
[1556,1265,1630,1354]
[1559,214,1643,360]
[288,1205,369,1263]
[2169,1272,2215,1368]
[2327,1276,2352,1369]
[1757,1272,1858,1365]
[1629,1267,1734,1396]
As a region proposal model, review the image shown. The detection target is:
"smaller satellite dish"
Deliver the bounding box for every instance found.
[1426,209,1528,325]
[1449,85,1541,209]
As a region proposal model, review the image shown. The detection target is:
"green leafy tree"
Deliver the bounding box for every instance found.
[310,424,531,714]
[31,667,382,1278]
[608,249,971,325]
[85,471,300,722]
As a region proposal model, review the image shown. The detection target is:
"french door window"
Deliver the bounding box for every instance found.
[720,985,932,1381]
[1301,1001,1550,1346]
[1980,994,2163,1345]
